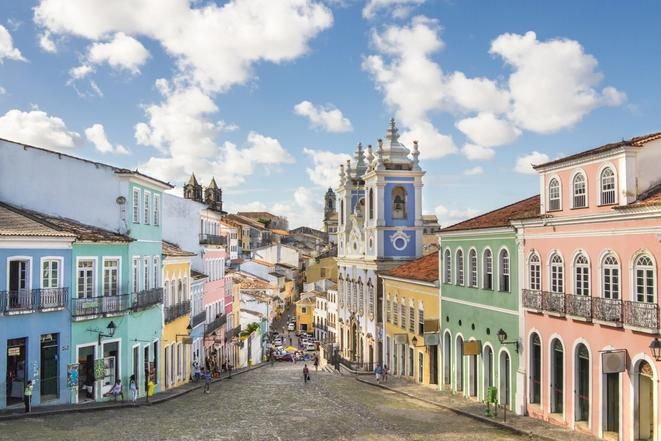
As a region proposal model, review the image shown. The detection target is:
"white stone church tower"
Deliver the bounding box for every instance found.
[336,119,425,368]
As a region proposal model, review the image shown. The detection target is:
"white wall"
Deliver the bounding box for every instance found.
[162,193,205,270]
[636,139,661,195]
[254,244,299,268]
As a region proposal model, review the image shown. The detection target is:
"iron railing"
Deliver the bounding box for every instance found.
[565,293,592,320]
[71,294,132,317]
[205,314,227,335]
[1,288,68,313]
[133,288,163,310]
[192,310,206,328]
[199,234,226,246]
[164,302,191,323]
[592,297,622,323]
[624,300,659,330]
[542,291,565,315]
[522,289,543,311]
[225,324,241,339]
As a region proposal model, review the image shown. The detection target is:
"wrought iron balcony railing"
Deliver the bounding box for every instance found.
[71,294,132,317]
[565,293,592,320]
[205,314,227,335]
[1,288,68,313]
[133,288,163,310]
[164,302,191,323]
[522,289,543,311]
[592,297,622,323]
[542,291,566,315]
[192,310,206,328]
[623,300,659,331]
[199,233,227,246]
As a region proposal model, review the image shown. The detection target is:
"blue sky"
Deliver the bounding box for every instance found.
[0,0,659,228]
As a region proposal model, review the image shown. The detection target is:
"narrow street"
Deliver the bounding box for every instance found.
[0,363,524,441]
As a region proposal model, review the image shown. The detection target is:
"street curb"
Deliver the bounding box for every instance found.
[0,363,267,422]
[355,377,557,441]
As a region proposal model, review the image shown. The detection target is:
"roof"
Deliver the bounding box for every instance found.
[162,241,196,257]
[271,229,289,236]
[383,252,438,283]
[441,195,540,232]
[237,211,280,220]
[224,214,265,229]
[191,270,208,280]
[615,183,661,210]
[0,203,76,238]
[533,132,661,170]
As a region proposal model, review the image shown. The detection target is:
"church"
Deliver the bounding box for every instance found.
[336,119,425,369]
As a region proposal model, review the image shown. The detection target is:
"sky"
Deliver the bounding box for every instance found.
[0,0,660,229]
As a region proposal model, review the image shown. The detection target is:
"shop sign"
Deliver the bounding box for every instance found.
[464,340,481,356]
[602,350,626,373]
[8,347,20,356]
[423,333,440,346]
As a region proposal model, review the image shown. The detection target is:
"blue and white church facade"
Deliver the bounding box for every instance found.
[336,119,425,369]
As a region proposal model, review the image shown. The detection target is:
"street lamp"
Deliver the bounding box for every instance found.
[496,328,520,353]
[649,337,661,361]
[175,322,193,342]
[98,321,117,345]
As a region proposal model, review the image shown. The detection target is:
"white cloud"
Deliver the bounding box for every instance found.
[294,100,352,133]
[35,0,333,94]
[362,0,425,19]
[69,64,93,80]
[0,25,26,62]
[0,109,81,151]
[461,143,494,161]
[38,31,57,53]
[88,32,150,74]
[0,86,5,95]
[490,31,625,133]
[398,120,456,160]
[302,147,351,189]
[514,151,550,175]
[463,166,483,176]
[434,204,480,227]
[85,123,129,154]
[455,112,521,147]
[445,72,510,114]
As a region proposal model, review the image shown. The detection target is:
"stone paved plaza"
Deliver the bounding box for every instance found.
[0,364,527,441]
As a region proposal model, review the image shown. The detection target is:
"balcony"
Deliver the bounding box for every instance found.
[192,310,206,328]
[199,233,226,246]
[522,289,543,312]
[565,293,592,320]
[205,314,227,335]
[0,288,68,313]
[132,288,163,311]
[226,324,241,339]
[542,291,565,315]
[164,302,191,323]
[624,300,659,332]
[592,297,622,324]
[71,294,132,317]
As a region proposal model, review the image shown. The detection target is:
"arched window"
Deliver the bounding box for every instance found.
[369,188,374,220]
[530,333,541,404]
[357,278,364,315]
[635,255,656,303]
[392,186,407,219]
[550,254,564,293]
[444,249,452,284]
[575,343,590,422]
[499,249,510,292]
[600,167,616,205]
[417,303,424,335]
[340,200,344,225]
[456,249,464,286]
[602,254,619,299]
[574,254,590,296]
[549,178,561,211]
[529,254,541,290]
[483,249,493,290]
[573,173,587,208]
[164,280,170,307]
[551,339,564,413]
[367,280,374,316]
[178,279,183,303]
[469,249,477,288]
[355,198,365,218]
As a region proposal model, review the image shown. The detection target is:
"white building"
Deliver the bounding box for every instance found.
[313,293,328,342]
[253,243,300,269]
[326,288,337,344]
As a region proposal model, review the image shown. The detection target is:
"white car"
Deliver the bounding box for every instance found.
[287,323,295,331]
[304,343,316,352]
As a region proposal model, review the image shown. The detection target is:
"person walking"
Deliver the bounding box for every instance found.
[23,380,33,413]
[129,374,138,403]
[303,364,310,384]
[203,368,211,393]
[383,365,388,384]
[375,365,383,384]
[227,363,233,379]
[313,356,319,372]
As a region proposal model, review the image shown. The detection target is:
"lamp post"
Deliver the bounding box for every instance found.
[496,328,520,353]
[98,321,117,345]
[649,337,661,361]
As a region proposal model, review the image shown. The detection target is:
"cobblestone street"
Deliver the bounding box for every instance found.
[0,363,526,441]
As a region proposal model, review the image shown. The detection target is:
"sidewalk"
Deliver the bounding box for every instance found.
[0,363,265,421]
[356,376,598,441]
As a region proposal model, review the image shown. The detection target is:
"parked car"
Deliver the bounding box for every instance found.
[274,338,283,346]
[304,343,316,352]
[287,323,295,331]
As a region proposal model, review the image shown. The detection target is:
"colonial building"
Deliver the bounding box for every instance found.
[336,119,425,369]
[323,188,338,244]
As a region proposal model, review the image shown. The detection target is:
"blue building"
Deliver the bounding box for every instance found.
[0,203,75,409]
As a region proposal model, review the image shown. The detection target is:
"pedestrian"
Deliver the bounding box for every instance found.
[227,363,232,379]
[129,374,138,403]
[375,364,382,384]
[23,380,33,413]
[105,379,124,401]
[147,378,155,403]
[193,360,201,383]
[313,356,319,372]
[203,368,211,394]
[303,364,310,384]
[383,365,388,384]
[144,368,151,403]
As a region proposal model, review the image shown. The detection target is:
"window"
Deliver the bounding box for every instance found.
[153,256,160,289]
[574,254,590,296]
[444,249,452,284]
[530,333,541,404]
[499,249,510,292]
[483,249,493,290]
[183,277,188,301]
[408,347,414,377]
[77,259,95,298]
[400,300,406,329]
[369,188,374,220]
[144,257,150,291]
[602,254,619,299]
[367,281,374,316]
[409,304,414,332]
[550,254,564,293]
[393,299,398,326]
[635,255,655,303]
[103,259,119,296]
[469,249,477,288]
[392,186,407,219]
[143,192,151,225]
[132,188,140,223]
[153,194,161,226]
[358,279,364,315]
[164,280,170,307]
[386,298,391,322]
[529,254,541,290]
[418,308,424,336]
[600,168,616,205]
[548,178,560,211]
[340,200,344,225]
[456,249,464,286]
[41,259,60,289]
[573,173,587,208]
[132,257,140,293]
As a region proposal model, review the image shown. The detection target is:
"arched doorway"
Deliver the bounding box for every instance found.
[636,360,655,440]
[499,351,511,407]
[351,322,358,361]
[483,346,493,399]
[456,336,464,392]
[443,332,452,388]
[468,350,478,397]
[530,333,541,404]
[575,344,589,424]
[550,339,564,414]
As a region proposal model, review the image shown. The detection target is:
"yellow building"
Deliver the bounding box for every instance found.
[161,241,195,389]
[295,292,316,334]
[381,253,440,385]
[305,256,337,284]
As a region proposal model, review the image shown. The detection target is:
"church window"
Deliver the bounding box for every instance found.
[392,186,407,219]
[369,188,374,220]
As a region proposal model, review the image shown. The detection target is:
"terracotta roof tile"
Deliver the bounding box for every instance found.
[0,203,76,238]
[162,240,196,257]
[441,195,540,232]
[383,253,438,283]
[614,183,661,210]
[191,270,208,280]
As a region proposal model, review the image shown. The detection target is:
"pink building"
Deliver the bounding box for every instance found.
[514,133,661,440]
